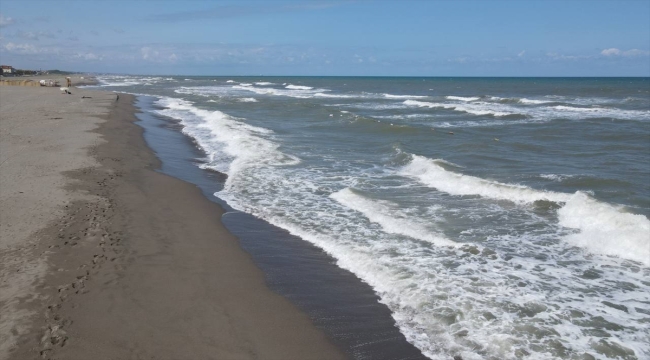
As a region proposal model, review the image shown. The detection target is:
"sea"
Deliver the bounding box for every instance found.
[89,76,650,360]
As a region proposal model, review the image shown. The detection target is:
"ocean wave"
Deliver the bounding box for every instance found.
[401,155,568,203]
[254,82,274,86]
[95,76,144,87]
[313,92,359,98]
[518,98,552,104]
[558,192,650,266]
[551,105,650,120]
[554,105,606,112]
[404,100,516,117]
[331,188,460,247]
[402,99,649,122]
[400,154,650,266]
[174,86,237,98]
[539,174,574,182]
[488,96,552,105]
[446,96,480,102]
[233,84,330,99]
[237,97,258,102]
[286,84,313,90]
[383,93,429,99]
[153,96,297,178]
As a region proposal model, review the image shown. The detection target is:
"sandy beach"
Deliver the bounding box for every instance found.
[0,79,345,359]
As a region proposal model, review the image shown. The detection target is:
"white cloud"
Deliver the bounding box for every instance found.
[74,52,101,60]
[448,57,469,63]
[601,48,649,57]
[140,46,178,63]
[140,46,157,60]
[3,42,40,54]
[546,52,591,61]
[601,48,621,56]
[518,50,526,57]
[16,30,56,41]
[0,14,14,28]
[19,31,40,40]
[622,49,650,57]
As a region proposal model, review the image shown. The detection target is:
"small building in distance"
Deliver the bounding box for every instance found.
[1,65,15,75]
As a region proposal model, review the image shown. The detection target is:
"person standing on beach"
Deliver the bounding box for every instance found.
[66,77,71,87]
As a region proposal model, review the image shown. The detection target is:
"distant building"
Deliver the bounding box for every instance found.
[1,65,15,74]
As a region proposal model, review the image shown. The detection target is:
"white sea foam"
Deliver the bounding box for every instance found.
[558,193,650,266]
[457,106,513,117]
[446,96,480,102]
[554,105,605,112]
[403,100,453,109]
[400,155,568,203]
[518,98,551,104]
[226,80,235,83]
[315,92,364,99]
[550,105,650,120]
[233,84,332,99]
[232,85,312,98]
[383,93,429,99]
[239,83,253,87]
[95,76,143,87]
[331,188,460,247]
[540,174,573,181]
[286,84,313,90]
[400,154,650,266]
[237,97,258,102]
[405,98,650,122]
[255,82,274,86]
[175,87,212,97]
[175,85,252,98]
[345,102,411,110]
[488,96,551,105]
[154,96,297,178]
[404,100,515,117]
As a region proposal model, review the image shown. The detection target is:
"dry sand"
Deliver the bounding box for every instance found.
[0,82,346,359]
[0,75,97,87]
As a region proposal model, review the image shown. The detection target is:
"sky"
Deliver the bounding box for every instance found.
[0,0,649,76]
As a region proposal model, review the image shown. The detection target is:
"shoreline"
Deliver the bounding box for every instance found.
[1,84,346,359]
[133,96,428,360]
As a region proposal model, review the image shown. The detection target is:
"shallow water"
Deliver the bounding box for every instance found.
[95,76,650,360]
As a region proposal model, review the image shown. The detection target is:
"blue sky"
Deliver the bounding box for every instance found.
[0,0,648,76]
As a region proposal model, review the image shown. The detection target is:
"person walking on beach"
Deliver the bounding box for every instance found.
[66,77,71,87]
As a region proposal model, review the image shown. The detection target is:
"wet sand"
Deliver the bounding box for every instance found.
[0,84,345,359]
